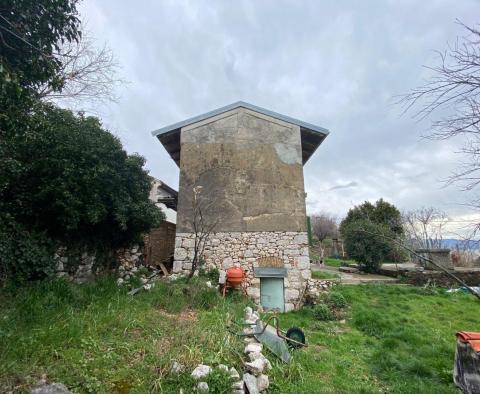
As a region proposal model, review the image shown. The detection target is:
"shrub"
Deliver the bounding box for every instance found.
[327,292,348,309]
[312,304,334,321]
[0,218,56,283]
[341,220,397,272]
[1,105,164,282]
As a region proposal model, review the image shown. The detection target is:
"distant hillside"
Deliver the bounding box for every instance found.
[440,239,480,250]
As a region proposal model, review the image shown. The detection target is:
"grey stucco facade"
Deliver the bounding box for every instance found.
[153,102,328,311]
[177,107,307,233]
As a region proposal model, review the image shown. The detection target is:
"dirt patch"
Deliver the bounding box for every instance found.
[154,337,172,357]
[179,309,197,321]
[155,308,197,322]
[125,327,144,339]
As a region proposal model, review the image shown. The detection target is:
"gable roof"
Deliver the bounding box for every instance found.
[152,101,329,166]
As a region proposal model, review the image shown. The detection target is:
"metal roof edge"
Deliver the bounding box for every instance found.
[151,101,330,137]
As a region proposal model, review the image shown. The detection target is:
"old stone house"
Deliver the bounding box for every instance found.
[152,102,328,311]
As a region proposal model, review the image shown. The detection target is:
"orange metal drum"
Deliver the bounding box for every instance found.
[226,267,244,287]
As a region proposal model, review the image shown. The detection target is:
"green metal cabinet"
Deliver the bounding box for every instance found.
[260,277,285,312]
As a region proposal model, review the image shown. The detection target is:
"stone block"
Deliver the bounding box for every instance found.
[285,288,300,301]
[182,238,195,248]
[295,256,310,269]
[285,303,295,312]
[301,270,312,280]
[222,257,233,269]
[172,261,184,273]
[294,233,308,244]
[174,248,187,261]
[246,287,260,299]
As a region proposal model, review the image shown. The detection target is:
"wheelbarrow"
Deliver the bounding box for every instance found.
[228,315,307,363]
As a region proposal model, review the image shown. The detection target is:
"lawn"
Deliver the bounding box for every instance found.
[1,278,478,393]
[323,257,357,268]
[311,271,340,280]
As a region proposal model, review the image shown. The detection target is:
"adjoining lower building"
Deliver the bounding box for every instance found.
[152,102,329,311]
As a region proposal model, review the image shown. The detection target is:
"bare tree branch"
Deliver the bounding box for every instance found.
[38,32,124,109]
[400,21,480,192]
[402,207,450,249]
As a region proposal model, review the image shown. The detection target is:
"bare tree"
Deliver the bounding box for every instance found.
[400,22,480,191]
[38,32,123,108]
[311,212,338,261]
[189,186,217,278]
[402,207,450,249]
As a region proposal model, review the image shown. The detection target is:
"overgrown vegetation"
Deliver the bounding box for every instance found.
[1,280,475,393]
[0,277,248,392]
[0,1,162,283]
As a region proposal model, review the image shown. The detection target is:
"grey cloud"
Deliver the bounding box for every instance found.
[327,181,359,192]
[78,0,480,235]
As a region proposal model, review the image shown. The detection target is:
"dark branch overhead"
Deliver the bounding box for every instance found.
[152,101,329,167]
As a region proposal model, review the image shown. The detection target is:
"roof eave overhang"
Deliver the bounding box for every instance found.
[152,101,329,167]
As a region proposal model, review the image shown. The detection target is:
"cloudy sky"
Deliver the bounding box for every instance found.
[79,0,479,237]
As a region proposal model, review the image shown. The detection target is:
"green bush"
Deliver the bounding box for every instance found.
[341,220,397,273]
[312,304,334,321]
[0,219,56,283]
[327,292,348,309]
[1,105,164,283]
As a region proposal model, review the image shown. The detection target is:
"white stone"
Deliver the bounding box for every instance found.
[191,364,211,379]
[182,238,195,248]
[285,303,295,312]
[243,373,259,394]
[248,352,272,370]
[245,342,262,354]
[205,281,213,288]
[143,284,152,291]
[246,287,260,299]
[301,269,312,280]
[285,288,300,301]
[174,248,187,261]
[229,367,240,380]
[294,233,308,244]
[244,306,253,319]
[232,381,244,390]
[217,364,229,372]
[171,361,185,373]
[222,257,233,269]
[116,278,124,286]
[172,261,184,273]
[295,256,310,269]
[197,382,209,392]
[256,374,269,392]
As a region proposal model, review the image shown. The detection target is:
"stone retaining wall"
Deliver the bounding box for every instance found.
[173,231,310,311]
[401,269,480,287]
[55,244,144,283]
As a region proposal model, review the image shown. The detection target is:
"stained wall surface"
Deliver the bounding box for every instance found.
[176,108,307,233]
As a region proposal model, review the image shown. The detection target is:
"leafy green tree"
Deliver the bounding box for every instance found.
[342,220,395,272]
[340,199,405,271]
[0,104,164,281]
[340,199,403,236]
[0,0,81,99]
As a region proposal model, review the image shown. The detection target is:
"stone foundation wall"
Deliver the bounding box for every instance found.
[55,244,144,283]
[173,231,310,311]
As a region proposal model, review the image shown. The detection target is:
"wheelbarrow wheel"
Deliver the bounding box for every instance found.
[286,327,305,349]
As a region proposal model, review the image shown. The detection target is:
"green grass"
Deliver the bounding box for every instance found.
[268,285,479,393]
[0,277,249,393]
[311,271,340,280]
[1,279,478,393]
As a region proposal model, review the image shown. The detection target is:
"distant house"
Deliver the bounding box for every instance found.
[152,102,329,311]
[144,178,178,269]
[149,177,177,224]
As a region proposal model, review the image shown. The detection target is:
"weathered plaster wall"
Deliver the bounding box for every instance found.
[176,108,307,233]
